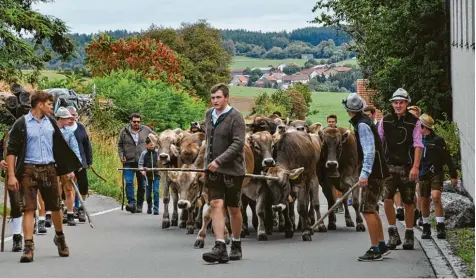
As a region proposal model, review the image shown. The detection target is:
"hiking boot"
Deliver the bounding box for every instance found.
[202,241,229,263]
[54,234,70,257]
[379,242,391,257]
[12,234,23,252]
[37,220,47,235]
[135,203,143,214]
[396,208,404,221]
[387,227,402,250]
[229,240,242,261]
[125,204,136,213]
[45,214,52,228]
[147,203,152,215]
[20,240,34,263]
[78,208,86,223]
[67,214,76,226]
[421,223,432,239]
[436,222,446,239]
[402,229,415,250]
[358,247,382,262]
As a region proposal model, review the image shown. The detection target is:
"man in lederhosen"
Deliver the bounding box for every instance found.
[201,83,246,263]
[418,114,458,239]
[1,133,23,252]
[343,93,391,261]
[378,88,423,250]
[6,91,82,262]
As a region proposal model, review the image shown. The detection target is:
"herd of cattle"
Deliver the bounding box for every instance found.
[147,113,364,248]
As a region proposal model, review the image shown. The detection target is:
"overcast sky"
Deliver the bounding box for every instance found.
[34,0,323,34]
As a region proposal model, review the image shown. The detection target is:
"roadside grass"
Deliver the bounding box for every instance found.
[447,228,475,277]
[88,132,123,201]
[0,202,9,218]
[429,214,475,277]
[88,131,166,204]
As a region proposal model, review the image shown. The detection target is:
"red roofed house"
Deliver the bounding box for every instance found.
[229,75,248,86]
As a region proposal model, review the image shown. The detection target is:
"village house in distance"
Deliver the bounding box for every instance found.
[229,60,353,90]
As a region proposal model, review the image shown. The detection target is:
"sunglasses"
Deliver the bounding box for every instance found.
[132,120,141,123]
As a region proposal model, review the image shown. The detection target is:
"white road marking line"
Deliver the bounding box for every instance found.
[2,206,122,243]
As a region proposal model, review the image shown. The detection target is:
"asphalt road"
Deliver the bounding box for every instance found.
[0,190,435,278]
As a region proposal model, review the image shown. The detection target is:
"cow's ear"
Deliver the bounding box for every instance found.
[288,167,304,180]
[318,130,324,142]
[170,144,180,157]
[167,171,178,183]
[341,130,351,143]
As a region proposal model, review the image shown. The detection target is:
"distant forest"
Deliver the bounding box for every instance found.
[43,27,354,70]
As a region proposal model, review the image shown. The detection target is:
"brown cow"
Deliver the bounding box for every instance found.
[318,127,365,232]
[263,131,322,241]
[241,131,276,238]
[148,129,190,229]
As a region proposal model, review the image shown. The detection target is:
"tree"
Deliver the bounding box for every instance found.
[312,0,452,120]
[304,59,319,69]
[85,34,183,86]
[222,40,236,55]
[0,0,75,83]
[143,20,232,101]
[283,64,301,75]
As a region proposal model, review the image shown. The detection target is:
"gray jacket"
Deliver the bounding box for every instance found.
[204,107,245,176]
[117,124,155,163]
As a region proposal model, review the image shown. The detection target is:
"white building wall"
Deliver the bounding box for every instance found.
[450,0,475,199]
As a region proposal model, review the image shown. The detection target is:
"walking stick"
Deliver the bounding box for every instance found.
[311,182,361,231]
[69,178,93,228]
[117,167,281,181]
[121,170,125,211]
[1,129,9,252]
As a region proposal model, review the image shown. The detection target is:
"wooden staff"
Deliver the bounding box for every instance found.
[311,182,361,231]
[69,178,93,228]
[117,167,281,181]
[1,129,9,252]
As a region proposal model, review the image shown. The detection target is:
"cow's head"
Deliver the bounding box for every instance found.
[250,116,279,134]
[248,131,275,169]
[167,165,205,210]
[320,127,351,177]
[289,120,309,133]
[179,132,206,165]
[189,121,204,133]
[264,166,304,212]
[148,129,184,165]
